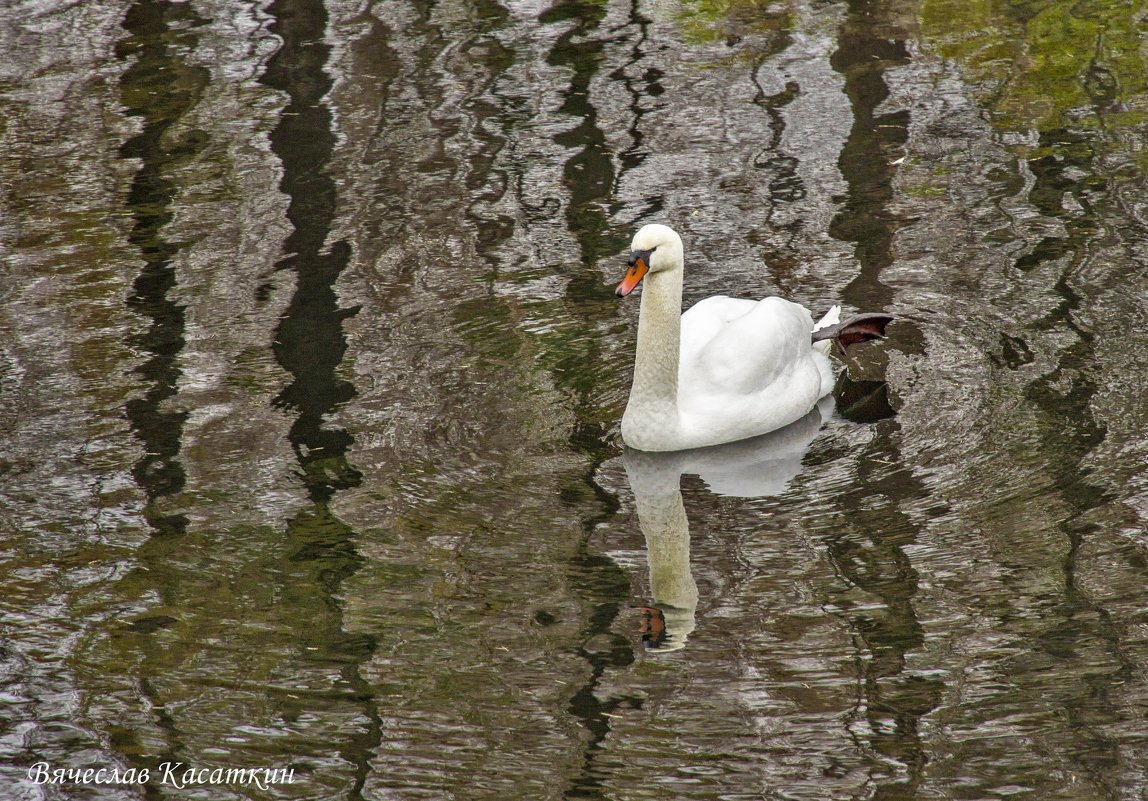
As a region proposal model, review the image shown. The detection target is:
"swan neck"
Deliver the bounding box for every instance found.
[632,267,682,407]
[636,485,698,611]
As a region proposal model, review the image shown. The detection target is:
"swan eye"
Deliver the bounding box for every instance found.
[628,246,656,267]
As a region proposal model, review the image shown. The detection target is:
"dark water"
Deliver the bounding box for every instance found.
[2,0,1147,798]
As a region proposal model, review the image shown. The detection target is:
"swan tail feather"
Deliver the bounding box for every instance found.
[812,305,842,356]
[814,305,841,331]
[811,312,893,356]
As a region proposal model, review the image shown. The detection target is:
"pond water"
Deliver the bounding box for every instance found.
[2,0,1148,798]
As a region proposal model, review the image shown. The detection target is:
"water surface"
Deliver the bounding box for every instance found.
[2,0,1147,798]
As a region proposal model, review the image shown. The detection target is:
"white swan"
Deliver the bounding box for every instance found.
[615,224,890,452]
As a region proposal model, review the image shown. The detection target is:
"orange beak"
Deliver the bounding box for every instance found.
[615,256,649,297]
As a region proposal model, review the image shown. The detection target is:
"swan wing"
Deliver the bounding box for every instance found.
[680,295,814,396]
[679,296,758,369]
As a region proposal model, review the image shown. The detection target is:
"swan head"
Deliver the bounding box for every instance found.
[616,224,684,297]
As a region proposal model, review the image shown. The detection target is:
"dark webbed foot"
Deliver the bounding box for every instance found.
[812,313,894,355]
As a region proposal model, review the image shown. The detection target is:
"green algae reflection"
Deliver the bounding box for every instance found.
[675,0,794,53]
[920,0,1148,135]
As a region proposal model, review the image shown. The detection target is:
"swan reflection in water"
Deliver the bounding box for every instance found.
[623,398,835,653]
